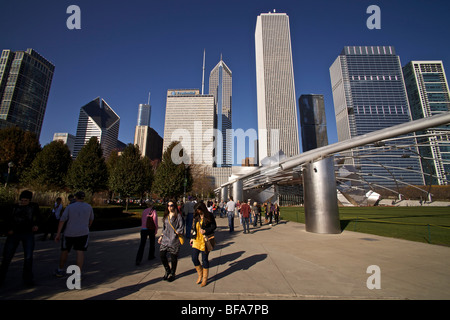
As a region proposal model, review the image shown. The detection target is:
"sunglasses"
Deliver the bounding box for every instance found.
[168,204,175,207]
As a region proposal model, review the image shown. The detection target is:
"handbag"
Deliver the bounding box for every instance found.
[204,235,215,252]
[168,216,185,245]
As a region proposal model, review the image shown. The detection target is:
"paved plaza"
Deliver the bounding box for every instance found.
[0,214,449,300]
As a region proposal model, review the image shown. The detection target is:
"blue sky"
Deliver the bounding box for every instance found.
[1,0,450,163]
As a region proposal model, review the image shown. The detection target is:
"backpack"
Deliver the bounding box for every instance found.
[146,209,156,230]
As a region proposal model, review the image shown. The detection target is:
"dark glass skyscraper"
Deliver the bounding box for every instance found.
[0,48,55,138]
[330,46,424,187]
[403,61,450,185]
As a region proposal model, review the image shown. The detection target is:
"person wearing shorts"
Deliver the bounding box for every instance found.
[54,191,94,277]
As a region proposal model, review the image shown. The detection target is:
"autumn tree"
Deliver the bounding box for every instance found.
[0,127,41,184]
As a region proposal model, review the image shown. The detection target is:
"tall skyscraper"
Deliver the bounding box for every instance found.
[299,94,329,152]
[330,46,424,187]
[0,48,55,138]
[163,89,215,166]
[403,61,450,185]
[209,57,232,167]
[255,11,300,164]
[137,103,151,127]
[73,97,120,159]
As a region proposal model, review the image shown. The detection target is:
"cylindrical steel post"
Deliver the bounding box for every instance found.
[232,179,243,203]
[221,186,229,202]
[303,157,341,234]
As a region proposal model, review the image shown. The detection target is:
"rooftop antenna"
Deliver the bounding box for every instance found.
[201,49,205,95]
[147,91,151,105]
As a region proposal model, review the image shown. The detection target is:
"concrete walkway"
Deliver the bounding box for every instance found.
[0,215,449,300]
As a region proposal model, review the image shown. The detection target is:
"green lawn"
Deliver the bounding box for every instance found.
[280,206,450,246]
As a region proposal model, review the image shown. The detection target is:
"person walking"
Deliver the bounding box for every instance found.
[158,200,184,282]
[190,202,216,287]
[240,200,251,234]
[54,191,94,277]
[42,197,63,240]
[267,202,273,226]
[274,203,280,225]
[184,196,195,239]
[0,190,42,287]
[136,200,158,265]
[225,196,236,232]
[252,201,262,227]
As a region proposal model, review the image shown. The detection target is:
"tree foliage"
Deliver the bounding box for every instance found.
[22,140,72,191]
[66,136,108,193]
[153,141,193,199]
[0,127,41,183]
[107,144,153,210]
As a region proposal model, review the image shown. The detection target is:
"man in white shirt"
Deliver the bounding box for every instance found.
[54,191,94,277]
[225,196,236,232]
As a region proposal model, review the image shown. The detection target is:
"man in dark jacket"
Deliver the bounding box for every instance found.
[0,190,42,286]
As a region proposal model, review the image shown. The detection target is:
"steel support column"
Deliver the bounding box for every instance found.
[303,157,341,234]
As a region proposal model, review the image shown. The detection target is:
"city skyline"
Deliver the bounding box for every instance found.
[1,1,450,165]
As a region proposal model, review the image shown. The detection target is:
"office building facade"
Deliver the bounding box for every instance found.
[330,46,424,187]
[163,89,215,166]
[74,97,120,159]
[209,57,232,167]
[53,132,76,157]
[134,125,163,160]
[299,94,329,152]
[403,61,450,185]
[255,12,300,164]
[0,48,55,138]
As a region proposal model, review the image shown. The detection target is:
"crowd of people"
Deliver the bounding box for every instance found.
[0,191,280,289]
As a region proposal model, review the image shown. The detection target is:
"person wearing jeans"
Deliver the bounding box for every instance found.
[0,190,42,287]
[225,197,236,232]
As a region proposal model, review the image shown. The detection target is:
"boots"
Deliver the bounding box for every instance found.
[195,265,203,284]
[201,268,209,287]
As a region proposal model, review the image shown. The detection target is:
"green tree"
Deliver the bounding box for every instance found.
[66,137,108,194]
[0,127,41,184]
[108,144,153,211]
[153,141,193,200]
[22,140,72,191]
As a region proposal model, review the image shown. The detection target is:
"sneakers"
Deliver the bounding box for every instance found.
[54,268,65,277]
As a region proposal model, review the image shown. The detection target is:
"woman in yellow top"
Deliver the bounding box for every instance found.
[190,202,216,287]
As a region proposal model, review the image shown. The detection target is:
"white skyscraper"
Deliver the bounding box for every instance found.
[255,11,300,164]
[162,89,215,166]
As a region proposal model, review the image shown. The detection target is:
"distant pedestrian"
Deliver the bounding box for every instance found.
[184,196,195,239]
[190,202,216,287]
[240,200,251,234]
[225,196,236,232]
[0,190,42,286]
[274,203,280,225]
[54,191,94,277]
[158,200,184,282]
[42,197,63,240]
[267,202,273,226]
[136,200,158,265]
[252,202,262,227]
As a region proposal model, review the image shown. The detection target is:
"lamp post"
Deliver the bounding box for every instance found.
[5,161,14,187]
